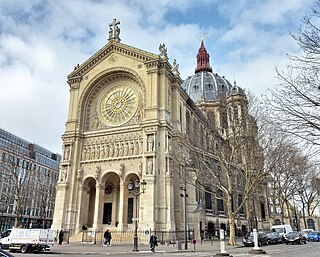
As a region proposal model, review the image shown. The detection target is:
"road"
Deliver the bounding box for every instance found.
[6,242,320,257]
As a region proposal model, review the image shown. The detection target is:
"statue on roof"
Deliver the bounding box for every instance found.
[108,18,121,42]
[159,43,168,60]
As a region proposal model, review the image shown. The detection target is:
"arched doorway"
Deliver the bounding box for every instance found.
[307,218,315,230]
[101,172,121,227]
[81,177,96,227]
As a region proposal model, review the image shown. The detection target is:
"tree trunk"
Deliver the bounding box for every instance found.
[227,192,236,246]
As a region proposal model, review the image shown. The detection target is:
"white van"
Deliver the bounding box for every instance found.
[271,224,293,237]
[0,228,55,253]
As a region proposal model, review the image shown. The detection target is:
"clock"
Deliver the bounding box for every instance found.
[100,85,138,126]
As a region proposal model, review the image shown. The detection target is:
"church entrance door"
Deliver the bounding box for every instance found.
[103,203,112,224]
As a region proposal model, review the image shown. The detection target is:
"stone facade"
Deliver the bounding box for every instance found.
[52,19,269,239]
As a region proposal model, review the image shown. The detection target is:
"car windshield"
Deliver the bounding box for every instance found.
[267,232,276,236]
[309,232,318,236]
[273,228,284,233]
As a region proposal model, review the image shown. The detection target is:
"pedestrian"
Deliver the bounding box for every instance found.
[58,230,64,246]
[149,234,158,253]
[103,229,111,246]
[107,230,112,246]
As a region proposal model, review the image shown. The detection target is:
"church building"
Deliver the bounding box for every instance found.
[52,19,269,240]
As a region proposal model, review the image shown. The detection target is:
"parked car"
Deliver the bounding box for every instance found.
[302,229,314,237]
[266,231,282,244]
[243,231,268,247]
[307,231,320,242]
[284,231,307,244]
[271,224,293,237]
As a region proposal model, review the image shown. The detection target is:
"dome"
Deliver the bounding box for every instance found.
[181,38,243,103]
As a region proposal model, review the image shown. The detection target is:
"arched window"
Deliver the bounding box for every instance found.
[207,111,215,128]
[217,189,224,213]
[274,219,281,225]
[307,219,315,230]
[186,111,190,134]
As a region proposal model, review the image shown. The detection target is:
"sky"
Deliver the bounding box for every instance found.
[0,0,316,154]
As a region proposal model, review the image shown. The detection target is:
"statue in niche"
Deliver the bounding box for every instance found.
[109,143,114,157]
[114,143,119,157]
[147,159,153,175]
[92,117,99,129]
[138,162,142,176]
[124,142,129,156]
[96,146,100,159]
[136,110,142,123]
[129,141,134,156]
[90,146,95,160]
[86,147,91,160]
[64,146,70,161]
[60,167,67,182]
[100,145,105,158]
[119,143,124,157]
[148,137,154,152]
[77,167,83,179]
[105,144,109,158]
[139,140,143,154]
[82,147,87,160]
[133,140,138,155]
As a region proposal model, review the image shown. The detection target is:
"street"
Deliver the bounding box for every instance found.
[6,241,320,257]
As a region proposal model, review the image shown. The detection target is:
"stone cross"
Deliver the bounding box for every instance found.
[108,18,121,42]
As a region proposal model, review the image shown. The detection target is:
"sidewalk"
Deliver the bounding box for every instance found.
[50,240,223,255]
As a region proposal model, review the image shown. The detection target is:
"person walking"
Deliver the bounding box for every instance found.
[103,229,111,246]
[58,230,64,246]
[149,234,158,253]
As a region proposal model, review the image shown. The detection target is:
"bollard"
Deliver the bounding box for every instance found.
[249,229,266,254]
[215,229,232,256]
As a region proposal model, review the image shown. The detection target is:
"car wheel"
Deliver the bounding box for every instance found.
[21,244,28,254]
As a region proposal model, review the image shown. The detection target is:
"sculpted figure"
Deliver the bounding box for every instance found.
[148,138,154,152]
[124,142,129,156]
[147,159,153,175]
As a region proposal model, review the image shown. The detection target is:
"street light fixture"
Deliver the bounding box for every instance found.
[128,179,147,252]
[180,185,188,250]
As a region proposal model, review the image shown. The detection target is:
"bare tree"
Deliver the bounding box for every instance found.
[0,148,33,227]
[190,92,268,246]
[266,0,320,151]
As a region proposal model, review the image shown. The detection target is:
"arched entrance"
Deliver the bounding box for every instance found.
[82,177,96,227]
[101,172,121,227]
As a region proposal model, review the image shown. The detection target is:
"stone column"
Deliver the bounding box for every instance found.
[117,182,126,230]
[92,183,104,230]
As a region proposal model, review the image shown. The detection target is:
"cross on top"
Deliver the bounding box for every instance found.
[108,18,121,42]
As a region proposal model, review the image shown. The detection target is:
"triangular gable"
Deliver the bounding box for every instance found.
[68,40,159,80]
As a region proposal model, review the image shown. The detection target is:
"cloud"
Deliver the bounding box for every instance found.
[0,0,314,153]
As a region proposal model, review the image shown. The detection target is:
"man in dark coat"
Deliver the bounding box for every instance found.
[149,234,158,253]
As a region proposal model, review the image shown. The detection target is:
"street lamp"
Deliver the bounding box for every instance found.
[128,179,147,252]
[180,185,188,250]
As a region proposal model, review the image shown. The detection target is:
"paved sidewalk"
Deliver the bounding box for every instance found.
[50,240,225,255]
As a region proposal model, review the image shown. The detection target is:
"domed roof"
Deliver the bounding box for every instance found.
[181,38,243,103]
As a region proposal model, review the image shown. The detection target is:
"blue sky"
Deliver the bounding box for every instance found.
[0,0,315,153]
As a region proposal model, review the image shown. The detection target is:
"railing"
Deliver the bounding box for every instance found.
[81,229,195,245]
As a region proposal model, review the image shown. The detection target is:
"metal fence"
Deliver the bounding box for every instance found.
[81,229,195,245]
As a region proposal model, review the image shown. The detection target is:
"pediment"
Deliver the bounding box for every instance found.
[67,41,159,81]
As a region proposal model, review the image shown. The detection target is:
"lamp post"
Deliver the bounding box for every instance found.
[180,185,188,250]
[128,179,147,252]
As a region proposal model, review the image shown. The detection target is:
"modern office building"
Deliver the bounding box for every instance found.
[0,128,61,232]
